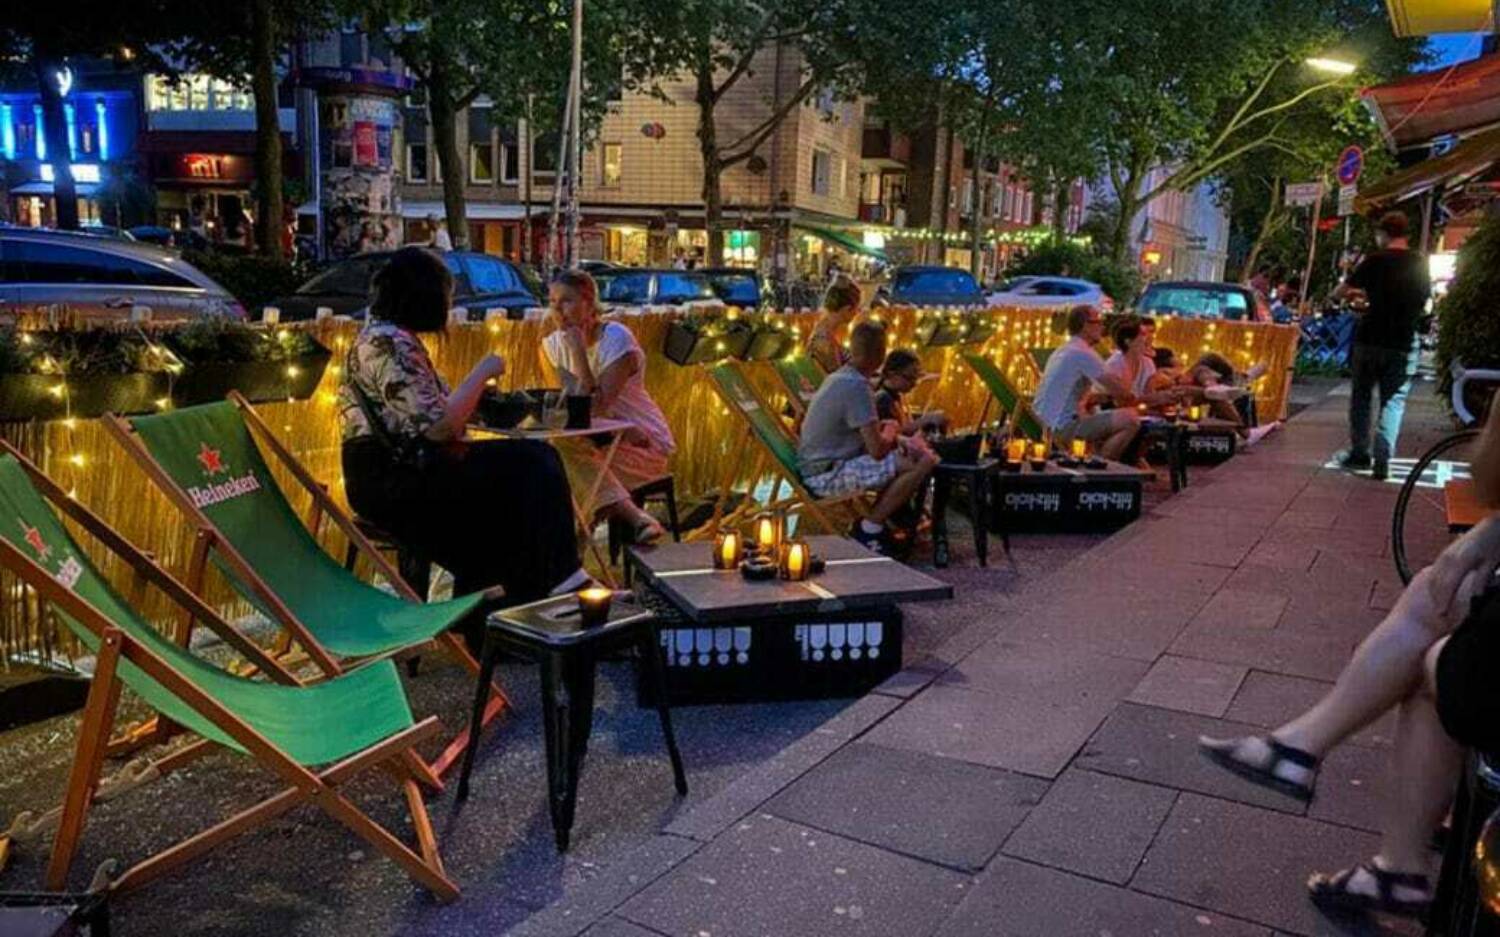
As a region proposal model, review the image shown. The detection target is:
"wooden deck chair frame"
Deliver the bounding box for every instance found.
[703,363,869,534]
[101,391,506,779]
[961,353,1048,442]
[0,443,456,900]
[770,356,826,420]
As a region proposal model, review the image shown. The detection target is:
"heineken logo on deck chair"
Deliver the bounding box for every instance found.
[187,441,262,508]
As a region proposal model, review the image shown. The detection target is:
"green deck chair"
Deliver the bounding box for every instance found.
[104,395,500,778]
[1028,346,1055,377]
[771,355,827,417]
[0,448,456,900]
[961,352,1048,442]
[704,362,867,532]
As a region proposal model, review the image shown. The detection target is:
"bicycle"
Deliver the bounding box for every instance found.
[1390,363,1500,584]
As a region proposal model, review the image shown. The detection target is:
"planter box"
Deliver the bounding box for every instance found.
[963,317,999,345]
[916,316,968,347]
[170,348,332,406]
[739,326,795,361]
[662,320,752,366]
[0,372,170,422]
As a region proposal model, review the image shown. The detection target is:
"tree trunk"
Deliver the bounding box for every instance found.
[1238,177,1281,282]
[967,146,985,280]
[250,0,284,257]
[695,60,725,267]
[427,57,468,250]
[1109,156,1147,267]
[1052,176,1071,242]
[34,52,77,230]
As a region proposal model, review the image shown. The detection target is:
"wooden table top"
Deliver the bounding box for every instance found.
[627,535,953,624]
[487,591,653,647]
[989,458,1155,483]
[469,416,635,441]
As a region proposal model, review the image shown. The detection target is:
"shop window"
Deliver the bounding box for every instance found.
[533,132,558,182]
[499,141,519,184]
[811,149,832,196]
[407,142,429,183]
[601,142,622,187]
[1022,191,1033,223]
[470,142,494,184]
[815,87,836,117]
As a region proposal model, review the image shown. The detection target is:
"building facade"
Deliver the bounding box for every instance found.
[1114,166,1231,282]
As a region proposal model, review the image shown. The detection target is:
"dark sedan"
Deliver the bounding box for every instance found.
[267,250,540,321]
[877,265,989,307]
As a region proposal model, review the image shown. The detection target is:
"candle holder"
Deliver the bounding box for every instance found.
[751,509,784,557]
[712,528,744,570]
[1028,441,1048,471]
[1135,402,1148,417]
[740,555,777,581]
[779,539,811,581]
[576,587,613,628]
[1187,404,1202,423]
[1003,437,1026,473]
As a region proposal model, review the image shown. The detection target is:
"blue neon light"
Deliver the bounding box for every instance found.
[0,103,13,159]
[95,98,108,160]
[64,103,76,159]
[33,104,44,159]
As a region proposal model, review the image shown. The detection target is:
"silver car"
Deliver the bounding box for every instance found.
[0,227,245,323]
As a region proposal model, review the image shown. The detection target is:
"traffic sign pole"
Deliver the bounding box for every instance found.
[1300,177,1325,313]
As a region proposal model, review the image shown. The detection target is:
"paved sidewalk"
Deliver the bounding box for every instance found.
[510,383,1450,937]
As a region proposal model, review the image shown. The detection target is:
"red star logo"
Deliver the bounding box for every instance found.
[197,442,225,475]
[21,522,50,561]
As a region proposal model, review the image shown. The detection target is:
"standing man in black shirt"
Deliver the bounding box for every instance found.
[1334,212,1430,481]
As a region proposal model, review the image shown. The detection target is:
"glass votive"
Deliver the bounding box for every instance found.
[780,539,810,581]
[1030,442,1047,461]
[1070,438,1087,459]
[1188,404,1203,422]
[1005,438,1027,464]
[712,528,743,570]
[577,587,612,628]
[752,510,782,555]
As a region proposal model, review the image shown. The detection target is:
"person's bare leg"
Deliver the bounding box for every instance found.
[1097,425,1135,461]
[868,460,935,524]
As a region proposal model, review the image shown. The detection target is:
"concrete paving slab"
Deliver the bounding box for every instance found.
[765,742,1047,871]
[1076,703,1308,814]
[509,836,703,937]
[1259,524,1390,558]
[1307,743,1389,834]
[1244,540,1321,573]
[934,858,1271,937]
[619,815,968,937]
[1127,655,1249,717]
[580,919,668,937]
[863,682,1120,779]
[1169,621,1352,682]
[1133,793,1422,937]
[1001,769,1177,883]
[1222,672,1394,749]
[1191,589,1290,632]
[939,638,1149,702]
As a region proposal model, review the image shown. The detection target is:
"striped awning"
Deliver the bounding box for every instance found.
[1384,0,1495,36]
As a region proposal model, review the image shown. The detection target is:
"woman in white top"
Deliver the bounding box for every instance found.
[1102,316,1185,411]
[542,269,676,543]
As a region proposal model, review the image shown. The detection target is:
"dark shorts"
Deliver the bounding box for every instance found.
[1436,586,1500,751]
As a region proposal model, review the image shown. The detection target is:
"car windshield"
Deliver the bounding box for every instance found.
[601,272,652,304]
[1138,285,1249,319]
[893,269,979,297]
[708,272,760,305]
[655,272,715,304]
[298,256,383,296]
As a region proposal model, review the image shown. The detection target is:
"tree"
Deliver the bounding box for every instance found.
[0,4,210,230]
[621,0,872,267]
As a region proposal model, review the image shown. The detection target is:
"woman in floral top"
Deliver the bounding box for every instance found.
[340,248,587,644]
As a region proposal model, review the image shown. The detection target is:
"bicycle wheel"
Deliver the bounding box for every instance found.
[1391,428,1480,584]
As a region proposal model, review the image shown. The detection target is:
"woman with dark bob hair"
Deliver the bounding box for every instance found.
[338,247,590,632]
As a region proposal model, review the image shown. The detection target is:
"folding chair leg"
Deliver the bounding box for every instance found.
[401,775,444,875]
[320,781,459,901]
[46,629,124,891]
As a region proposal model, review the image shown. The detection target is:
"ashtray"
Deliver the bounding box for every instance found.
[809,554,827,575]
[740,556,777,581]
[1085,457,1109,469]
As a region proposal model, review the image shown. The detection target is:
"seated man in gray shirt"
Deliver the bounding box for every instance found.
[1032,304,1140,461]
[799,320,939,553]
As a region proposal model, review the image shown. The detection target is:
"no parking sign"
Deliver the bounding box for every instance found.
[1337,145,1364,186]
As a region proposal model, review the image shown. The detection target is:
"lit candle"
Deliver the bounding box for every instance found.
[1030,442,1047,461]
[262,306,280,325]
[781,540,810,581]
[1188,404,1202,422]
[1005,438,1026,464]
[1136,402,1147,416]
[753,511,781,555]
[713,529,743,570]
[577,587,612,628]
[1071,438,1087,459]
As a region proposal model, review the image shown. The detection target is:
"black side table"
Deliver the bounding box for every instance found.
[455,593,688,852]
[931,458,1009,568]
[1140,421,1188,492]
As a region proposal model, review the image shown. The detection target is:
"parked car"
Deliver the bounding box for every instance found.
[0,226,246,322]
[268,250,540,321]
[876,265,988,307]
[701,267,763,307]
[1135,280,1271,322]
[988,275,1114,311]
[128,226,212,252]
[593,268,719,312]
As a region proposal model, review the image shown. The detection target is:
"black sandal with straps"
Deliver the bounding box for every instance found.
[1198,734,1318,801]
[1308,862,1432,919]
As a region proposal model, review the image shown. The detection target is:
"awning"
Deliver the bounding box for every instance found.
[9,181,101,197]
[1355,123,1500,210]
[793,224,888,261]
[400,200,530,221]
[1361,54,1500,151]
[1384,0,1494,36]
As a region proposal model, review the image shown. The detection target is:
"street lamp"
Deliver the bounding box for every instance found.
[1305,56,1358,75]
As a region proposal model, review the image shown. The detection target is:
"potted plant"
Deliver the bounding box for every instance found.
[164,319,332,406]
[1436,213,1500,420]
[737,311,796,361]
[915,308,969,347]
[663,310,753,365]
[963,312,999,346]
[0,329,171,421]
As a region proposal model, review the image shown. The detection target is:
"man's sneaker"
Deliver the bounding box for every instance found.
[1372,460,1390,482]
[1334,449,1372,471]
[850,522,886,554]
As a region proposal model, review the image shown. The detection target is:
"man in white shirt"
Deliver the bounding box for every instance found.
[1032,304,1140,461]
[427,213,454,252]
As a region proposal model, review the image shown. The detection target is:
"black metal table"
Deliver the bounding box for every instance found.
[1140,416,1239,491]
[987,458,1155,533]
[931,457,1008,568]
[454,593,687,852]
[625,536,952,704]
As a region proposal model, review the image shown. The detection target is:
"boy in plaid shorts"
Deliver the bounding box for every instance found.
[798,321,939,553]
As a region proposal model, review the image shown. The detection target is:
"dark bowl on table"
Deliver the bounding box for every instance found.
[476,391,532,429]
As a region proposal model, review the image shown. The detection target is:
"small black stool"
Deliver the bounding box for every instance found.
[1430,751,1500,936]
[455,593,687,852]
[931,458,1010,568]
[608,475,681,567]
[346,516,433,601]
